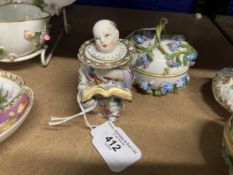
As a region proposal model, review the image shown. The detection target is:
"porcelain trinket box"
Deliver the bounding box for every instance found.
[223,115,233,175]
[211,68,233,174]
[212,68,233,113]
[127,18,198,96]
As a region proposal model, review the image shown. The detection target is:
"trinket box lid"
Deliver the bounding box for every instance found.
[212,67,233,113]
[127,19,197,77]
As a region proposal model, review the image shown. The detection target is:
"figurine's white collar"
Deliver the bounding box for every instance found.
[86,41,126,61]
[78,39,134,69]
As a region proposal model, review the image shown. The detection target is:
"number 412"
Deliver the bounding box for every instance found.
[105,137,121,152]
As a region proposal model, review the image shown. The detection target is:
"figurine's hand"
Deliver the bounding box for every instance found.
[104,70,124,80]
[96,69,124,80]
[95,68,132,89]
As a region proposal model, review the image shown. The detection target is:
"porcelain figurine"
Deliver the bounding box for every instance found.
[78,19,134,121]
[223,115,233,175]
[0,70,34,143]
[212,68,233,113]
[127,18,197,96]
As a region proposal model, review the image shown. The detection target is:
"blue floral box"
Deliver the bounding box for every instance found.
[127,19,197,96]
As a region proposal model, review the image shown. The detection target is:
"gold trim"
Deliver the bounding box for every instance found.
[224,118,233,157]
[81,87,132,102]
[0,86,34,135]
[0,70,24,86]
[0,117,17,133]
[133,67,188,78]
[78,39,134,69]
[224,130,233,157]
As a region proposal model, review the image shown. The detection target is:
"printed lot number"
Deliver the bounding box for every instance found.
[105,137,121,152]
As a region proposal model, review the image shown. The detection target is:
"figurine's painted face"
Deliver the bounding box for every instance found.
[93,20,119,53]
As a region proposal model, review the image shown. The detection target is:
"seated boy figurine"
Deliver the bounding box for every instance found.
[78,19,134,121]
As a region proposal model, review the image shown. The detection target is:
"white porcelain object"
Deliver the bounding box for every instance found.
[49,20,134,127]
[0,3,50,62]
[222,115,233,175]
[0,0,75,16]
[0,70,34,143]
[212,68,233,113]
[127,18,198,96]
[93,19,120,53]
[77,19,134,122]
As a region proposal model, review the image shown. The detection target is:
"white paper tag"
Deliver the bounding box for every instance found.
[91,121,142,172]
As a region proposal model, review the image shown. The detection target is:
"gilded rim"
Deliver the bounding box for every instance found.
[78,39,135,69]
[224,117,233,157]
[0,70,24,86]
[133,66,189,78]
[0,86,34,135]
[81,87,132,102]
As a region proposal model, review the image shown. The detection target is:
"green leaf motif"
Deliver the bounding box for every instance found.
[154,90,162,96]
[33,0,45,8]
[163,67,170,75]
[130,38,136,45]
[183,57,188,66]
[0,47,6,58]
[155,18,168,45]
[33,31,43,49]
[147,51,154,61]
[0,87,8,105]
[176,56,182,65]
[129,18,197,68]
[146,90,153,94]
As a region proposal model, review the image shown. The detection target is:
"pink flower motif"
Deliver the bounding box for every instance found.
[48,3,59,15]
[8,54,16,62]
[42,34,51,41]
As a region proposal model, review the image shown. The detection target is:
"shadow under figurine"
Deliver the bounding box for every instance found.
[77,19,135,122]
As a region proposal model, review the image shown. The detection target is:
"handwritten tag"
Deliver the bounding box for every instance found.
[91,121,142,172]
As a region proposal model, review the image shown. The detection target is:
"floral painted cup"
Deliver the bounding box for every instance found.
[1,0,76,16]
[0,3,50,61]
